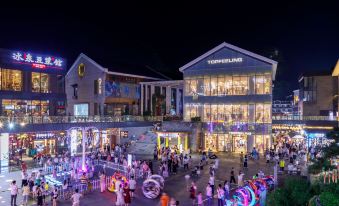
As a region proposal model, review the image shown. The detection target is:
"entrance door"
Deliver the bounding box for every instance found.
[232,135,247,153]
[205,133,217,152]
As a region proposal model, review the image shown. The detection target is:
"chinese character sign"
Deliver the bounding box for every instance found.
[11,51,65,69]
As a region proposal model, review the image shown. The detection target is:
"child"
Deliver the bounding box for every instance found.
[197,191,203,206]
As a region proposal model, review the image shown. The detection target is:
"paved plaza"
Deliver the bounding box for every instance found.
[0,153,275,206]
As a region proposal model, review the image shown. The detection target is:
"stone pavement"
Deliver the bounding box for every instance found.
[0,153,274,206]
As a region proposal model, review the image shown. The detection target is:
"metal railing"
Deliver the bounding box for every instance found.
[272,115,339,121]
[0,115,163,125]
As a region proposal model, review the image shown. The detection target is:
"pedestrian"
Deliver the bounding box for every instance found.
[10,180,18,206]
[184,155,189,171]
[189,182,197,205]
[243,155,248,169]
[123,184,131,206]
[170,197,176,206]
[266,153,270,164]
[206,183,212,206]
[129,176,136,198]
[209,174,215,196]
[22,182,30,206]
[238,171,244,186]
[240,152,244,166]
[160,192,170,206]
[217,184,225,206]
[279,159,285,172]
[224,180,230,200]
[99,172,106,193]
[116,184,125,206]
[197,191,203,206]
[21,170,28,188]
[52,188,58,206]
[71,189,82,206]
[36,186,43,206]
[230,167,236,184]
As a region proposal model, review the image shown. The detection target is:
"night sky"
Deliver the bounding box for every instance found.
[0,2,338,99]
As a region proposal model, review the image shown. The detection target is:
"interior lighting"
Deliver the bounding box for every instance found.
[20,122,26,127]
[0,122,3,128]
[8,123,14,129]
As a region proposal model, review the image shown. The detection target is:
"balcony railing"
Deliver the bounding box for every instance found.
[272,115,339,121]
[0,115,163,125]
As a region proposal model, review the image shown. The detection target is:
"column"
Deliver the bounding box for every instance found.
[150,85,155,115]
[82,128,86,171]
[145,84,148,112]
[140,84,144,115]
[247,135,254,152]
[176,88,180,115]
[166,86,171,114]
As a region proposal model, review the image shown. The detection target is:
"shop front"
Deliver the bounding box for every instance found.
[156,132,189,153]
[8,131,66,158]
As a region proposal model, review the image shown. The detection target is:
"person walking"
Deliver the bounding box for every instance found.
[129,176,136,198]
[238,171,244,186]
[206,183,212,206]
[279,159,285,172]
[116,184,125,206]
[189,182,197,205]
[10,180,18,206]
[197,191,203,206]
[71,189,82,206]
[217,184,225,206]
[243,155,248,169]
[230,167,236,184]
[22,182,30,206]
[209,174,215,196]
[99,172,106,193]
[123,184,131,206]
[52,188,58,206]
[160,193,170,206]
[36,186,43,206]
[224,180,230,200]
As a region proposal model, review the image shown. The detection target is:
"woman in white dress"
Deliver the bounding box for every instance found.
[115,184,125,206]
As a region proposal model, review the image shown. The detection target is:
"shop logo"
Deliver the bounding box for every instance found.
[12,51,64,69]
[78,63,85,78]
[207,58,243,65]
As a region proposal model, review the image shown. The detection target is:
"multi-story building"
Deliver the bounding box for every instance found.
[180,42,277,153]
[0,49,67,117]
[298,71,338,117]
[66,53,164,116]
[272,100,293,116]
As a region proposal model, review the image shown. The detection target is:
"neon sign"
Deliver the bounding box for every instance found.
[207,57,243,64]
[12,51,64,69]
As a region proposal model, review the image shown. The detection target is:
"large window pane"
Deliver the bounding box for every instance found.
[32,72,40,92]
[225,76,232,95]
[217,76,225,96]
[225,105,232,123]
[210,76,218,96]
[233,76,248,95]
[203,104,211,122]
[211,104,218,122]
[264,74,271,94]
[255,75,265,94]
[217,104,224,122]
[264,104,271,123]
[255,104,264,123]
[2,69,22,91]
[203,76,210,96]
[41,73,49,93]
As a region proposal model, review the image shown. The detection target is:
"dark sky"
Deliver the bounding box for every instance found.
[0,1,338,98]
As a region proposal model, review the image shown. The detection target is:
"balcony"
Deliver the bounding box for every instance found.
[0,115,163,125]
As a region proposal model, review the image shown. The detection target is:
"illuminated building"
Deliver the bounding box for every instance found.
[179,42,277,152]
[0,49,67,116]
[66,53,164,116]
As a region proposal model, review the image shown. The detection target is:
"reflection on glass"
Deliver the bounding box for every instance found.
[2,69,22,91]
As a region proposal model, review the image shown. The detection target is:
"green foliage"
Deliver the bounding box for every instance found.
[308,157,334,174]
[267,177,312,206]
[319,191,339,206]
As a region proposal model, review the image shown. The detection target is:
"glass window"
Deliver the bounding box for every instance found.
[203,104,211,122]
[264,74,271,94]
[233,76,248,95]
[2,69,22,91]
[185,79,190,95]
[211,104,218,122]
[196,78,204,95]
[184,104,190,121]
[217,76,225,96]
[210,76,218,96]
[217,104,224,122]
[224,105,232,123]
[225,76,232,95]
[255,104,264,123]
[255,75,265,94]
[32,72,49,93]
[74,103,89,116]
[263,104,271,123]
[203,76,210,96]
[57,75,64,93]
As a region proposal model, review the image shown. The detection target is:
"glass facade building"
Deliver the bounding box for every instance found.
[179,42,277,153]
[0,49,67,116]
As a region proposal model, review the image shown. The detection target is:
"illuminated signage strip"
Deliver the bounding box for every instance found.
[207,58,243,65]
[12,51,64,69]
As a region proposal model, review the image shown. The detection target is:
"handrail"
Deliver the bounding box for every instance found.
[272,115,339,121]
[0,115,163,125]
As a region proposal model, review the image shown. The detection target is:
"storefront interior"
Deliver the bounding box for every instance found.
[156,132,188,153]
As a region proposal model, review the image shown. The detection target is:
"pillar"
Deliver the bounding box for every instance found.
[82,128,86,171]
[145,84,148,112]
[150,85,155,115]
[176,88,180,115]
[166,86,171,114]
[247,135,254,152]
[140,84,144,115]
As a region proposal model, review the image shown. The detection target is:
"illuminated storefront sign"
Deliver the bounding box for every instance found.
[35,133,55,139]
[207,57,243,65]
[12,51,64,69]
